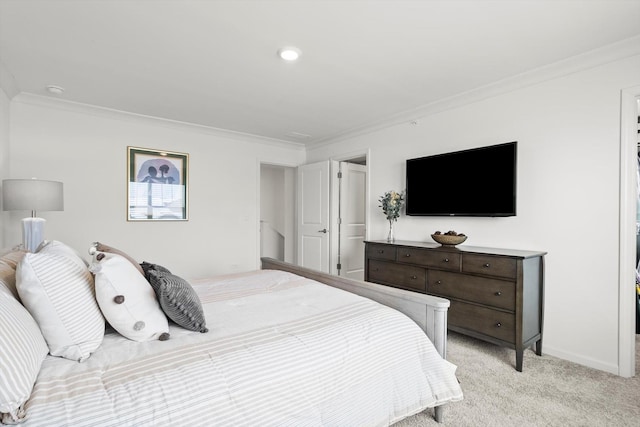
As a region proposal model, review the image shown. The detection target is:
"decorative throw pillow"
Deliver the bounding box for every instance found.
[140,261,171,279]
[91,252,170,342]
[0,262,18,300]
[16,241,105,362]
[0,250,26,300]
[0,247,27,269]
[146,268,208,333]
[93,242,145,276]
[0,290,49,424]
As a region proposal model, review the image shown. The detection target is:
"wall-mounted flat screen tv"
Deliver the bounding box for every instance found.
[406,141,517,217]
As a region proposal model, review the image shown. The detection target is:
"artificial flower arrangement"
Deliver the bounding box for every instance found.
[379,190,405,241]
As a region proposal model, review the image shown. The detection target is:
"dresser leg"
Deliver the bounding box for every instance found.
[535,338,543,356]
[516,349,523,372]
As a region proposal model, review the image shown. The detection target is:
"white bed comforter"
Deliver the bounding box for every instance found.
[21,269,463,426]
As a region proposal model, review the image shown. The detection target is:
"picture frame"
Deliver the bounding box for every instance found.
[127,146,189,221]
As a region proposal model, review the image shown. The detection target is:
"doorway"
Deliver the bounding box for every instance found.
[259,163,295,263]
[332,159,367,280]
[297,153,369,279]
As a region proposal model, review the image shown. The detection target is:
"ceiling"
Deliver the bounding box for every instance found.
[1,1,639,146]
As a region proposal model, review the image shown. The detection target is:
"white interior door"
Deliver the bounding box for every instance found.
[338,162,367,280]
[297,161,330,272]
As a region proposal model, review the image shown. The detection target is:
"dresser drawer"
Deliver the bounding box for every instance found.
[428,271,515,311]
[449,300,515,344]
[462,254,517,279]
[396,247,460,271]
[366,244,396,261]
[368,259,426,292]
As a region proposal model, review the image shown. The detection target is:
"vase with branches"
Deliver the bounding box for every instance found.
[379,190,404,242]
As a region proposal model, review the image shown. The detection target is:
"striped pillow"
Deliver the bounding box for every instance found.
[16,241,105,362]
[0,287,49,423]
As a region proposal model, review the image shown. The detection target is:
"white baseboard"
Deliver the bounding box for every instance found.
[542,345,619,375]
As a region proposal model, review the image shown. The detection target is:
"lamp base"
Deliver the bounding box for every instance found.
[22,217,46,252]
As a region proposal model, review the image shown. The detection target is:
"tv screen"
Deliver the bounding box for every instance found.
[406,142,517,217]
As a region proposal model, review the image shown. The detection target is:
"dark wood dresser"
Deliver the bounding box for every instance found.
[365,240,546,371]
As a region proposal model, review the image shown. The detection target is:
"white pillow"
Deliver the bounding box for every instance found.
[17,241,105,362]
[0,288,49,423]
[91,252,170,342]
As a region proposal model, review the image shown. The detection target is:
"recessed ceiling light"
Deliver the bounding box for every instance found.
[46,85,65,95]
[277,47,301,61]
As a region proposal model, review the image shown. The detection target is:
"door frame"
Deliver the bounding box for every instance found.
[618,85,640,378]
[330,148,371,246]
[329,150,370,276]
[329,160,340,275]
[329,160,368,278]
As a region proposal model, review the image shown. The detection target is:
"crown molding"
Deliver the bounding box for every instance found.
[11,93,306,151]
[308,35,640,150]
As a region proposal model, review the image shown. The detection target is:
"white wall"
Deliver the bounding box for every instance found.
[7,95,305,279]
[307,54,640,374]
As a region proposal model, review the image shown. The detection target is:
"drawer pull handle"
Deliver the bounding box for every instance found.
[411,275,417,280]
[495,291,502,296]
[405,253,411,257]
[373,268,379,272]
[436,280,442,285]
[484,263,491,268]
[495,322,502,328]
[377,250,384,254]
[443,258,449,262]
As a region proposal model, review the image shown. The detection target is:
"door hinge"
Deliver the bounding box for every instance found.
[337,263,342,270]
[337,171,342,178]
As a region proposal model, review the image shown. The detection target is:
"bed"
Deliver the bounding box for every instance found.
[0,242,463,426]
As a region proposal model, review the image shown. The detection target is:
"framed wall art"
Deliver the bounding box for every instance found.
[127,146,189,221]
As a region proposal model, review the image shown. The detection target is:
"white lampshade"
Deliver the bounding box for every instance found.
[2,179,64,252]
[2,179,64,215]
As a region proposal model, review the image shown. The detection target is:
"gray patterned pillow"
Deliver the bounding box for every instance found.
[140,261,171,277]
[146,269,208,333]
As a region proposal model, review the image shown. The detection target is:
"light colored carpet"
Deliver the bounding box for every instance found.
[395,332,640,426]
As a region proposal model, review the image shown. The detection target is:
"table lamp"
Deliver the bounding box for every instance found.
[2,178,64,252]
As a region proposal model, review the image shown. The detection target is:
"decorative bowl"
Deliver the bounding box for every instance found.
[431,233,467,246]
